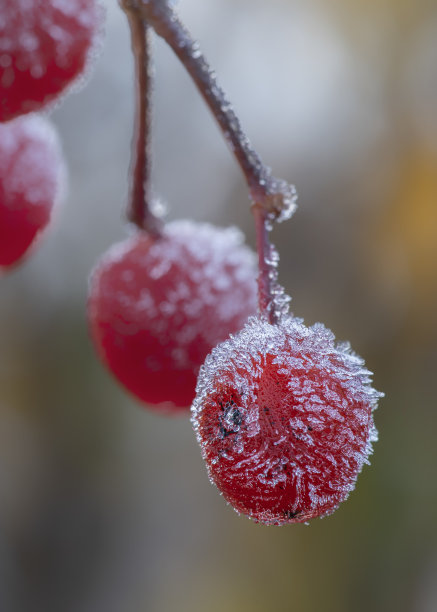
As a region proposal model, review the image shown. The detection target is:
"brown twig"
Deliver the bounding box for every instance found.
[120,0,162,235]
[124,0,295,320]
[135,0,297,223]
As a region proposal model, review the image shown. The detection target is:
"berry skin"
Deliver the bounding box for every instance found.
[192,316,382,524]
[87,221,257,413]
[0,114,65,270]
[0,0,103,122]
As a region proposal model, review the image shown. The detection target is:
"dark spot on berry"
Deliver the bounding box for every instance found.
[231,408,242,426]
[284,509,301,519]
[219,423,231,438]
[218,401,243,439]
[307,425,313,431]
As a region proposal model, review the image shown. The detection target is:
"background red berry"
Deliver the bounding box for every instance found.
[0,0,103,122]
[87,221,257,413]
[0,114,65,270]
[192,315,381,524]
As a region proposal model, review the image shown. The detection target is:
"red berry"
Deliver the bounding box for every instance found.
[192,316,381,524]
[87,221,257,413]
[0,114,65,270]
[0,0,103,122]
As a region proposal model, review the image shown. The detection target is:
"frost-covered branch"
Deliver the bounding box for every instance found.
[135,0,297,223]
[120,0,163,235]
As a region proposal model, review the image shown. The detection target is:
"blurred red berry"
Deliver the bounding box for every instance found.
[87,221,257,413]
[192,315,382,524]
[0,0,103,122]
[0,114,65,270]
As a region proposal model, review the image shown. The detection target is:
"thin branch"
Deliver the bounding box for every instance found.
[129,0,295,320]
[120,0,162,235]
[253,204,290,324]
[136,0,297,223]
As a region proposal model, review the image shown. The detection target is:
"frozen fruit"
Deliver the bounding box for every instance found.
[192,315,381,524]
[0,0,103,122]
[0,114,65,270]
[87,221,257,413]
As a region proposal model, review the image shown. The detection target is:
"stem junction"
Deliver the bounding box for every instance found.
[122,0,297,321]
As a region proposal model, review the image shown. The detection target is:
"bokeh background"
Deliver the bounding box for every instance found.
[1,0,437,610]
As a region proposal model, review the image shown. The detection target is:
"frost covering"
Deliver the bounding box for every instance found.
[0,114,65,269]
[0,0,103,122]
[192,315,382,524]
[88,221,257,411]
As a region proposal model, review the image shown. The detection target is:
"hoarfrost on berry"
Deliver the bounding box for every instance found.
[88,220,258,412]
[192,315,382,524]
[0,0,103,122]
[0,114,65,269]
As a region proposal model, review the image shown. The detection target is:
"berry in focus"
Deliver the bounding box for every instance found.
[87,221,257,413]
[192,315,382,524]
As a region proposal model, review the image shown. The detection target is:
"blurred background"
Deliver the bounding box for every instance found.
[1,0,437,610]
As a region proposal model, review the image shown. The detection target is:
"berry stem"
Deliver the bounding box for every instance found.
[120,0,162,236]
[253,204,283,325]
[254,204,274,324]
[128,1,295,320]
[135,0,296,222]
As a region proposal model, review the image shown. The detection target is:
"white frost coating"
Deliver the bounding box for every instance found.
[161,0,298,227]
[0,0,105,113]
[89,220,257,370]
[0,113,66,209]
[263,238,292,322]
[152,221,257,339]
[0,1,101,70]
[192,314,383,523]
[265,175,298,225]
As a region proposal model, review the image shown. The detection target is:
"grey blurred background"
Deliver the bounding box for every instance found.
[1,0,437,610]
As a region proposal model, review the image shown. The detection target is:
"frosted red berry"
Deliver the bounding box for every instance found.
[0,0,103,122]
[192,315,381,524]
[0,114,65,270]
[87,221,257,413]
